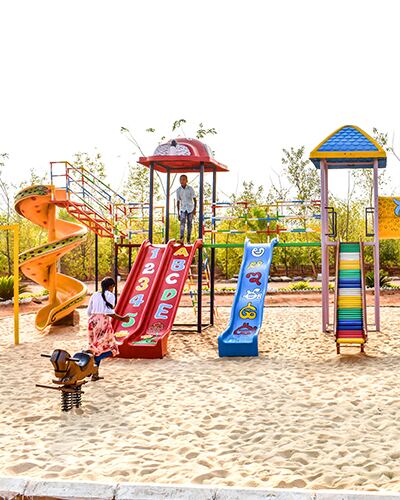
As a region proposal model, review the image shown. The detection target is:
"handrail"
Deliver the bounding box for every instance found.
[67,190,112,225]
[67,166,113,204]
[66,178,110,214]
[333,241,340,338]
[365,207,374,237]
[360,241,368,337]
[65,161,126,203]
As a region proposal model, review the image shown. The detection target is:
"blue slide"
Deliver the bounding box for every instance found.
[218,238,278,357]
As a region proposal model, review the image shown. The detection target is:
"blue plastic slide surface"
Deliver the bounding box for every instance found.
[218,238,277,357]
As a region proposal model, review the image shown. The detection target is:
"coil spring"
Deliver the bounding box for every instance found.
[61,386,83,411]
[61,391,73,412]
[72,389,82,408]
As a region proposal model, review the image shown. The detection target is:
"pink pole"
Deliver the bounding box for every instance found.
[320,160,329,332]
[373,159,380,331]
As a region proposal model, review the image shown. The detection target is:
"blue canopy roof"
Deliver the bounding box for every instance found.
[310,125,387,169]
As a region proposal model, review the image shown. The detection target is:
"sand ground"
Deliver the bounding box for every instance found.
[1,306,400,491]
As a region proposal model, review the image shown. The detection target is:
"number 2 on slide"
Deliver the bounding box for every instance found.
[143,263,155,274]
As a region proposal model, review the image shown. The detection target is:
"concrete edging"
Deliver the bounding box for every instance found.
[1,477,400,500]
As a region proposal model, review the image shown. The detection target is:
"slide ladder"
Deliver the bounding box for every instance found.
[50,161,127,238]
[14,185,87,330]
[113,240,202,358]
[334,242,367,354]
[218,238,277,357]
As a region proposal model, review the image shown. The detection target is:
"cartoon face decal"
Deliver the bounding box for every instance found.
[247,260,263,269]
[246,271,262,286]
[244,288,262,300]
[252,247,265,257]
[233,322,258,335]
[239,302,257,320]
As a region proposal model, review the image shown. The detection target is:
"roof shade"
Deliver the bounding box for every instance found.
[310,125,387,169]
[138,138,229,173]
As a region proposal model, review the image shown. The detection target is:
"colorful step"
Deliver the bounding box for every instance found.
[336,242,366,346]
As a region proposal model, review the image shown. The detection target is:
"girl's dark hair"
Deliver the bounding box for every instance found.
[101,277,115,309]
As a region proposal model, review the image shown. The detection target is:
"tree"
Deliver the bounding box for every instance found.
[60,151,112,281]
[73,151,106,181]
[352,128,391,205]
[0,154,14,274]
[281,146,320,201]
[281,146,320,276]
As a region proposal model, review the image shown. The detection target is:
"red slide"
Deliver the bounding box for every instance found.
[114,239,202,359]
[112,240,174,355]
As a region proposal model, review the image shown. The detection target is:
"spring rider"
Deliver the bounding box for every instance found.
[36,349,98,411]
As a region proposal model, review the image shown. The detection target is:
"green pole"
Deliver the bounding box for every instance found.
[203,242,321,249]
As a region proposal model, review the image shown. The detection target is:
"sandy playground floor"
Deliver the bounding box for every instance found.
[1,306,400,492]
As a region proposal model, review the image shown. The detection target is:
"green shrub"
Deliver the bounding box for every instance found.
[365,270,391,288]
[0,276,28,301]
[287,281,314,291]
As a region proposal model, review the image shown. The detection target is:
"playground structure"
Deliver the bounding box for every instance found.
[36,349,98,411]
[218,238,277,357]
[203,199,321,238]
[334,242,367,353]
[109,139,229,357]
[310,124,387,353]
[14,185,88,330]
[11,124,400,357]
[113,239,202,358]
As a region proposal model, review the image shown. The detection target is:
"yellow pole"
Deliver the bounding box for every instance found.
[13,224,19,345]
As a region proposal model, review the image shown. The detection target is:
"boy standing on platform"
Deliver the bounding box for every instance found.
[176,175,196,244]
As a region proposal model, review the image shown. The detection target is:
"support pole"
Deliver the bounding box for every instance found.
[114,243,118,302]
[13,225,19,345]
[149,162,154,243]
[320,159,329,332]
[94,233,99,291]
[47,197,57,307]
[197,162,204,333]
[210,167,217,326]
[373,159,380,331]
[128,245,132,273]
[165,169,170,243]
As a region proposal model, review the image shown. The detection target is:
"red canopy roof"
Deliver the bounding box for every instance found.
[138,138,229,173]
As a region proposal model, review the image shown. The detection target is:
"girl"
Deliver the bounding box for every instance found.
[87,277,129,381]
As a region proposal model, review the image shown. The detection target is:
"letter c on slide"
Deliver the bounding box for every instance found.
[166,273,180,284]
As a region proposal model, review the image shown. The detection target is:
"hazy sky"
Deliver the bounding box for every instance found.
[1,0,400,199]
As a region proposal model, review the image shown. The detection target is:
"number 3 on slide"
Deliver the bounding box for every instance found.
[136,277,149,291]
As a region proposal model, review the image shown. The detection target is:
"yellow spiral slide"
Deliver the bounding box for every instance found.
[15,185,87,331]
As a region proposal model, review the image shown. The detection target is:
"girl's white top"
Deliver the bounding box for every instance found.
[87,291,115,315]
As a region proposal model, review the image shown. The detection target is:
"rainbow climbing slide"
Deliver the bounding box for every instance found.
[218,238,277,357]
[14,185,87,330]
[113,239,201,359]
[334,242,367,354]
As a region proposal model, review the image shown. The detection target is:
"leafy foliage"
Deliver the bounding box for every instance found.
[287,281,314,291]
[0,276,28,300]
[365,270,391,288]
